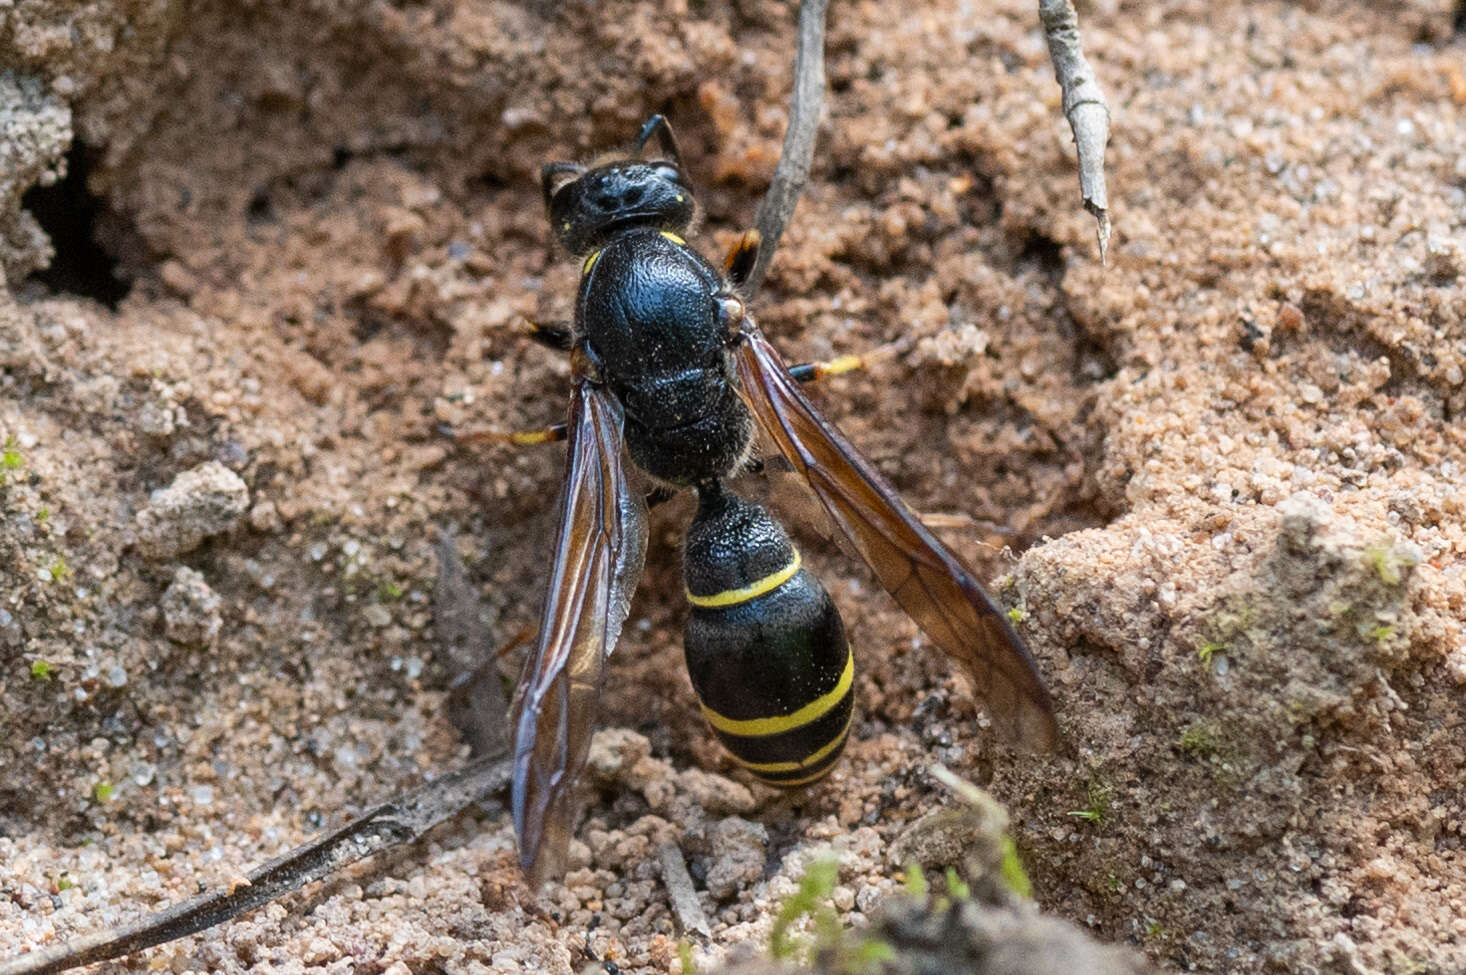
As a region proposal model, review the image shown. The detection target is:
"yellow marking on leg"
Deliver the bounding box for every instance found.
[582,248,602,273]
[729,708,854,775]
[660,231,687,246]
[686,549,801,608]
[700,652,853,737]
[819,354,864,377]
[509,430,560,446]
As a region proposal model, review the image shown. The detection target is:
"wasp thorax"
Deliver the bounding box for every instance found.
[548,162,695,256]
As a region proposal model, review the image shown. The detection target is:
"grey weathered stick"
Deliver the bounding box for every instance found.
[1038,0,1111,262]
[0,757,513,975]
[658,843,712,940]
[747,0,829,297]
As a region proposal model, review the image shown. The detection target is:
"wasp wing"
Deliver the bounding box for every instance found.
[511,378,648,885]
[733,325,1058,750]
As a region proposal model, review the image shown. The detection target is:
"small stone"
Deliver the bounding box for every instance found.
[888,796,1009,872]
[675,767,757,815]
[587,728,653,784]
[1277,492,1332,554]
[704,817,768,900]
[135,461,250,559]
[162,566,223,647]
[1445,647,1466,686]
[248,499,282,533]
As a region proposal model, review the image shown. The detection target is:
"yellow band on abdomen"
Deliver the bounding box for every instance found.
[686,550,801,609]
[729,708,853,775]
[700,651,853,737]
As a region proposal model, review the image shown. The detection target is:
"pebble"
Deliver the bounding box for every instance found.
[161,566,223,647]
[704,817,768,900]
[587,728,652,783]
[134,461,250,559]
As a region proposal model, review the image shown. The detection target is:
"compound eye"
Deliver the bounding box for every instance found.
[651,163,683,185]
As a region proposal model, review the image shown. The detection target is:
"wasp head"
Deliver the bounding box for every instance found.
[543,160,695,256]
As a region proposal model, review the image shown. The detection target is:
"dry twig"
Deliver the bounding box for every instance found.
[747,0,829,297]
[658,843,713,940]
[1038,0,1112,261]
[0,756,513,975]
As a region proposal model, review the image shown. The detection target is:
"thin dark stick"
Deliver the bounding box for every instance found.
[746,0,829,298]
[0,756,513,975]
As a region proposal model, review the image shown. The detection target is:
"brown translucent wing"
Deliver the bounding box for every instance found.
[733,325,1058,750]
[510,378,648,885]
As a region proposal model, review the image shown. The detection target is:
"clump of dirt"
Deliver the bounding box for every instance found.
[2,1,1464,973]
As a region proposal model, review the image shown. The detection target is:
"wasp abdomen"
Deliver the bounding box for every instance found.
[682,486,853,786]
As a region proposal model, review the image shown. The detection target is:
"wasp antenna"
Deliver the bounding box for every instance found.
[541,162,584,210]
[634,114,684,168]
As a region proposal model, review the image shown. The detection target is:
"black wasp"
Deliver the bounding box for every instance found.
[491,116,1057,884]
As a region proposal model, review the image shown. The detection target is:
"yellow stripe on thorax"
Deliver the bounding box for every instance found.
[730,708,853,775]
[685,549,801,609]
[701,651,853,738]
[582,248,602,273]
[660,231,686,246]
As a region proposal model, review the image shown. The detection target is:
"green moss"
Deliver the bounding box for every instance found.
[55,874,75,892]
[1066,777,1112,825]
[1366,622,1397,644]
[1363,541,1417,586]
[93,781,116,802]
[1,435,22,471]
[997,835,1033,900]
[1178,721,1221,758]
[677,941,696,974]
[47,555,72,582]
[375,580,405,601]
[769,858,890,972]
[903,861,928,899]
[771,858,839,959]
[30,659,54,681]
[1196,640,1227,666]
[1006,605,1027,624]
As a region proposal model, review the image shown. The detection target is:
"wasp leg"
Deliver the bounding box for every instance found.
[516,319,573,353]
[440,422,568,446]
[541,161,585,210]
[744,455,795,476]
[786,354,868,384]
[787,337,915,384]
[723,229,762,290]
[646,486,678,509]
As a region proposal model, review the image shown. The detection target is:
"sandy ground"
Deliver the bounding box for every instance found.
[2,0,1464,972]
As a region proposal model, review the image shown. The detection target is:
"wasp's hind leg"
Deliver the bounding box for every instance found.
[788,335,917,385]
[440,422,568,447]
[787,355,868,384]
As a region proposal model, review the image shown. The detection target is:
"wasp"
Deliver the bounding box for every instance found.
[497,116,1057,884]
